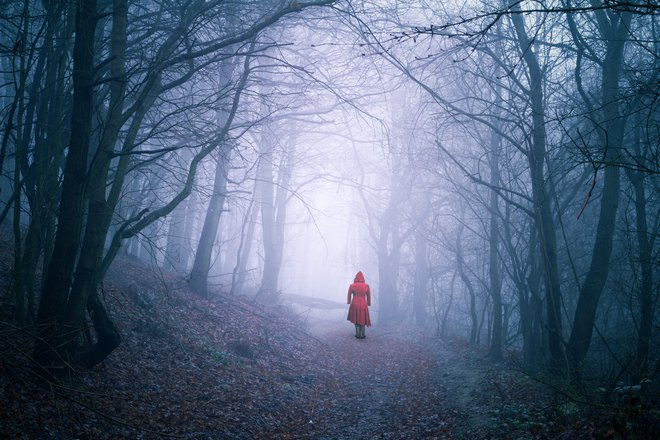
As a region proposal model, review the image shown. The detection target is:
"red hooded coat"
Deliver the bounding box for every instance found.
[347,271,371,327]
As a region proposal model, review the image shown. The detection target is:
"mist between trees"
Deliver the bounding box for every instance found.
[0,0,658,384]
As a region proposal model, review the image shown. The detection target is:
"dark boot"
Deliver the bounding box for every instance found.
[355,324,360,338]
[359,325,365,339]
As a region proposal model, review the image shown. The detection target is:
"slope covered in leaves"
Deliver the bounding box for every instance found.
[1,249,338,438]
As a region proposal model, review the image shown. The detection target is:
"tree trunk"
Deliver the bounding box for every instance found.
[477,299,488,345]
[377,218,401,325]
[429,273,441,337]
[412,228,428,326]
[189,148,230,297]
[440,271,456,338]
[510,6,564,371]
[624,108,653,379]
[189,55,237,296]
[567,11,631,376]
[164,145,196,273]
[80,290,121,368]
[63,0,127,362]
[258,135,295,299]
[502,204,541,371]
[232,193,258,295]
[455,219,478,344]
[33,0,98,368]
[628,164,653,378]
[11,0,44,325]
[40,6,74,275]
[527,229,545,371]
[257,129,278,298]
[375,172,405,326]
[13,2,73,326]
[164,196,191,272]
[488,124,503,361]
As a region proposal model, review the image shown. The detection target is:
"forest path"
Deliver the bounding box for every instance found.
[275,322,495,439]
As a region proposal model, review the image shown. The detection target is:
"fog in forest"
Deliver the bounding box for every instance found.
[1,0,658,437]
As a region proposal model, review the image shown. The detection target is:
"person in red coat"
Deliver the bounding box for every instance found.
[347,271,371,339]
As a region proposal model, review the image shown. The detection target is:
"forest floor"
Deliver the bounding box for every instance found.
[1,241,658,438]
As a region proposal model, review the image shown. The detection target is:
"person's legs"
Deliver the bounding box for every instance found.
[359,325,365,339]
[355,323,360,338]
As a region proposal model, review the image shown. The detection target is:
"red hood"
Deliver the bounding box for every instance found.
[354,271,365,283]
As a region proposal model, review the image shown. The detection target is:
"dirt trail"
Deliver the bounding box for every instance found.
[273,322,495,439]
[428,337,498,437]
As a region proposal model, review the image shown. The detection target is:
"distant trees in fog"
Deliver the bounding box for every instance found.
[356,0,658,381]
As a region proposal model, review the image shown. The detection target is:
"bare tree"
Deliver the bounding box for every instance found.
[566,6,633,378]
[188,50,242,297]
